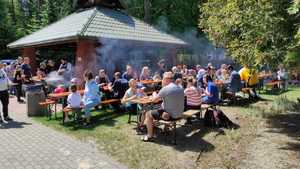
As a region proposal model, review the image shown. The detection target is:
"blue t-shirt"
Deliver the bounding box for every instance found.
[21,63,32,78]
[83,80,101,103]
[203,82,219,104]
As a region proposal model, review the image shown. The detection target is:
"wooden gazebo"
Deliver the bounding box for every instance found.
[8,5,187,76]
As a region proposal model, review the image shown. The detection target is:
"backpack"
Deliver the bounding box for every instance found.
[204,109,234,128]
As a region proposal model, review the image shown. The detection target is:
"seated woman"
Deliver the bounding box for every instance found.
[184,77,202,110]
[121,79,138,116]
[83,70,101,125]
[184,77,202,123]
[140,66,151,81]
[202,74,220,104]
[152,72,161,81]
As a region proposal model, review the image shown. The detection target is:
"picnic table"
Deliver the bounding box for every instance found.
[48,90,85,99]
[258,72,273,79]
[140,80,162,85]
[32,76,45,82]
[129,96,161,125]
[214,79,225,86]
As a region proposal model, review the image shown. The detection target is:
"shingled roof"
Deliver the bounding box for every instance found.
[8,7,187,49]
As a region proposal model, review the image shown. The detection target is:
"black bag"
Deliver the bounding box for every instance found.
[204,109,234,128]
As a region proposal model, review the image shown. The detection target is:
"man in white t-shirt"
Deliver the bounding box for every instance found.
[0,62,12,122]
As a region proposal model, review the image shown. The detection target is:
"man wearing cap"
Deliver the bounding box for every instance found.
[0,62,12,122]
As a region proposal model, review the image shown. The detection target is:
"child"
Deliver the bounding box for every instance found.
[121,79,138,115]
[54,84,65,93]
[13,65,23,103]
[65,84,82,122]
[137,87,146,98]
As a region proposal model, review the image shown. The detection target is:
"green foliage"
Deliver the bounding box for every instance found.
[1,0,199,60]
[285,0,300,70]
[0,0,74,59]
[0,0,17,58]
[271,95,297,113]
[199,0,296,68]
[125,0,200,32]
[285,50,300,70]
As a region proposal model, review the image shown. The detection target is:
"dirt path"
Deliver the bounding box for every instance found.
[238,111,300,169]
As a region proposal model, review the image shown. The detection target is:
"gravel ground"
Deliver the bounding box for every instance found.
[238,111,300,169]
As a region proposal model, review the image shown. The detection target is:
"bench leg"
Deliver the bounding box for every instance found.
[173,122,177,145]
[48,105,51,120]
[62,111,65,125]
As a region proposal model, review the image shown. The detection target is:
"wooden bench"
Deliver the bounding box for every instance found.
[265,81,282,87]
[265,81,284,93]
[39,99,57,119]
[156,109,202,144]
[62,99,120,124]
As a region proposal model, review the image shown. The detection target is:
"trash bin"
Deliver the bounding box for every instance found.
[23,84,46,117]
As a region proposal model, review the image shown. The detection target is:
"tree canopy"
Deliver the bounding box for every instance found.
[199,0,298,68]
[0,0,200,59]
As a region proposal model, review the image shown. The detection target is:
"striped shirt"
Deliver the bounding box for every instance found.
[184,86,201,106]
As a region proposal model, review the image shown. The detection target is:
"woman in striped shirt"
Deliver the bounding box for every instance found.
[184,77,202,110]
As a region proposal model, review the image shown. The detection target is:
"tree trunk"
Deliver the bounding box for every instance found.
[10,0,17,25]
[144,0,151,23]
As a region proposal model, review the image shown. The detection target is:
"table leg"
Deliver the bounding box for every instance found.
[54,103,57,119]
[48,105,51,120]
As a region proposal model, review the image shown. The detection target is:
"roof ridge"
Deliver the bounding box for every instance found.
[78,8,98,36]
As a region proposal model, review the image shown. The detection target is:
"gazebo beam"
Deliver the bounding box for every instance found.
[75,39,97,78]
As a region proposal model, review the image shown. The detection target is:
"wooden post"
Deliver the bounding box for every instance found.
[165,48,178,69]
[75,39,97,78]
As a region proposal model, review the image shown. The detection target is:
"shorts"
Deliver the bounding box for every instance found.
[150,109,179,121]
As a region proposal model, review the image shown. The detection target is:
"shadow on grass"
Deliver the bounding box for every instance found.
[149,120,239,154]
[260,88,290,96]
[222,95,271,108]
[265,110,300,157]
[0,120,32,129]
[153,125,216,154]
[61,110,127,131]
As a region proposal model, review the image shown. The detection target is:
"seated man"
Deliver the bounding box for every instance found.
[201,74,220,104]
[239,64,259,98]
[142,72,184,142]
[95,69,110,86]
[225,65,242,93]
[110,72,129,99]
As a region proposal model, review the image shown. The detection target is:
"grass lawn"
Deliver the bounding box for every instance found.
[33,87,300,169]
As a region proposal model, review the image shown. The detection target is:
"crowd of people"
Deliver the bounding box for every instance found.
[0,56,296,133]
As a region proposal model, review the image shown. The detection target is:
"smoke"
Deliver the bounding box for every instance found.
[155,16,233,68]
[45,71,66,86]
[92,15,233,79]
[95,38,161,78]
[177,29,230,67]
